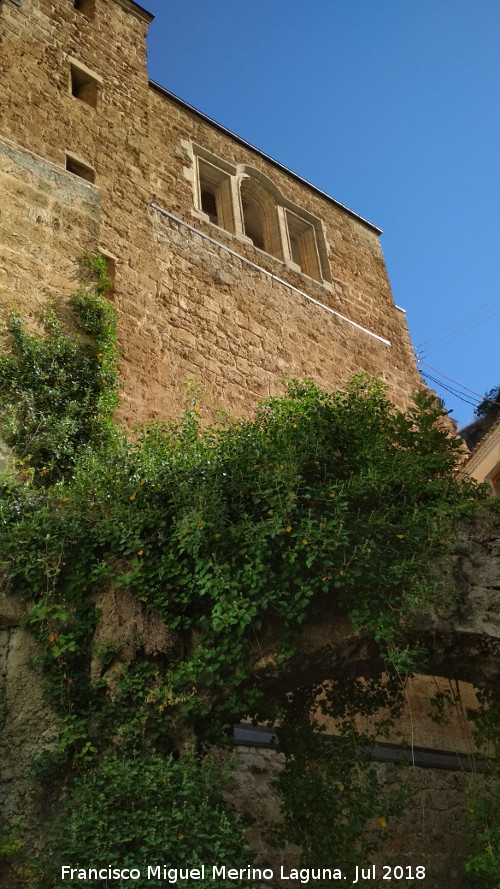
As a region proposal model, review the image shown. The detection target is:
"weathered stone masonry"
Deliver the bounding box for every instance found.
[2,4,494,888]
[0,0,421,426]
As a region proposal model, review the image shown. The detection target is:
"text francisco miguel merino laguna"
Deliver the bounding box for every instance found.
[61,864,426,883]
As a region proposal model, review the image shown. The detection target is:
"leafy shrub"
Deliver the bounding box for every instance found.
[0,253,118,485]
[0,276,492,883]
[36,754,254,889]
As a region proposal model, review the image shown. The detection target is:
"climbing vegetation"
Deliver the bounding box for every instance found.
[0,252,118,486]
[465,689,500,888]
[0,261,496,887]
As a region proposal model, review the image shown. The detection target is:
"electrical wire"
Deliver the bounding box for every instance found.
[418,360,500,407]
[420,371,480,410]
[419,306,500,358]
[416,298,498,351]
[416,297,500,357]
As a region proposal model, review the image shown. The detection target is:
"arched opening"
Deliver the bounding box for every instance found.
[239,177,282,259]
[240,185,265,250]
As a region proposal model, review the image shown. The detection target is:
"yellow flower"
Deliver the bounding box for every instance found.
[396,534,404,539]
[379,816,387,828]
[302,539,308,545]
[137,550,143,556]
[178,833,184,840]
[286,526,292,533]
[130,492,136,501]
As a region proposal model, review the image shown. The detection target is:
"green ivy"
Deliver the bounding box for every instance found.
[0,253,119,486]
[465,688,500,888]
[34,754,255,889]
[0,271,495,885]
[269,679,411,888]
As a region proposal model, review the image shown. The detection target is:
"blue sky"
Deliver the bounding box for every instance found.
[143,0,499,428]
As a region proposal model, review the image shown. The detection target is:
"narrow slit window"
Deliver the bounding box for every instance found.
[66,154,95,184]
[70,63,99,108]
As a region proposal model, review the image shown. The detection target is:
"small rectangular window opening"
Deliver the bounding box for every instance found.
[66,154,95,184]
[74,0,96,18]
[70,63,99,108]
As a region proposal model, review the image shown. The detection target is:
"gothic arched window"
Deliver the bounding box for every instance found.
[239,175,283,260]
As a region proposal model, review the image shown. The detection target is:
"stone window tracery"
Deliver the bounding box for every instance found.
[239,176,283,259]
[189,144,331,285]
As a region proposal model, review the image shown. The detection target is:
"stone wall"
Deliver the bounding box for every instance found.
[228,744,481,889]
[0,3,490,885]
[0,135,101,327]
[0,511,497,884]
[1,0,421,429]
[0,589,58,855]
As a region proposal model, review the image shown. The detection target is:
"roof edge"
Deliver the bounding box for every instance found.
[462,415,500,470]
[148,80,383,236]
[117,0,154,24]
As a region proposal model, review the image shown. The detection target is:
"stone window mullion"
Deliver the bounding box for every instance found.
[231,176,249,240]
[277,204,296,267]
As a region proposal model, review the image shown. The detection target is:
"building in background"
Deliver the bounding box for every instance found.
[461,389,500,495]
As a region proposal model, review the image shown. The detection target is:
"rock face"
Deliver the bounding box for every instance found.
[450,513,500,644]
[90,583,182,690]
[0,588,58,855]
